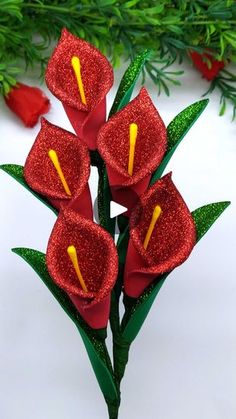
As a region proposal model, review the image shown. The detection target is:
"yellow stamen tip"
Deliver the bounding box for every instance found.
[67,245,88,293]
[48,149,71,197]
[143,205,162,250]
[128,123,138,176]
[71,55,87,105]
[153,205,162,221]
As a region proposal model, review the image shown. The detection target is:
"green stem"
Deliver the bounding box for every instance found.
[106,399,120,419]
[113,335,130,386]
[110,293,130,387]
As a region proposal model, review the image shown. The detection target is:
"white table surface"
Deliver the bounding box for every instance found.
[0,62,236,419]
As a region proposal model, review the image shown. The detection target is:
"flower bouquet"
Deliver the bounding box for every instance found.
[0,29,230,419]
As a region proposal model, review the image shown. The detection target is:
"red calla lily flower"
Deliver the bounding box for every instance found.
[4,83,50,127]
[97,87,167,214]
[46,208,118,329]
[24,118,92,218]
[45,29,114,150]
[124,173,196,298]
[190,51,225,81]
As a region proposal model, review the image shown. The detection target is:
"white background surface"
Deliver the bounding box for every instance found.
[0,62,236,419]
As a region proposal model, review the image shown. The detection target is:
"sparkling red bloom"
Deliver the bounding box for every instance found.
[24,118,92,218]
[45,28,114,149]
[190,51,225,81]
[124,173,196,298]
[46,208,118,329]
[97,87,167,213]
[4,83,50,127]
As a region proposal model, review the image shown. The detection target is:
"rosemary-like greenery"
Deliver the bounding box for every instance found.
[1,0,236,117]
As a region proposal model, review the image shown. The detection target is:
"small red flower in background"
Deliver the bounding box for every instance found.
[46,208,118,329]
[124,173,196,298]
[4,83,50,127]
[190,51,225,81]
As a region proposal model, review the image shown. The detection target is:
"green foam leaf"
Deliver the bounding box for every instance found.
[192,201,231,242]
[0,164,57,215]
[12,248,118,402]
[121,201,230,343]
[109,49,152,117]
[150,99,209,185]
[98,166,116,237]
[117,225,129,265]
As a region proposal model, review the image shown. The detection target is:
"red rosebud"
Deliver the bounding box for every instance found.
[97,87,167,214]
[24,119,92,218]
[4,83,50,127]
[45,29,113,150]
[124,173,196,298]
[190,51,225,81]
[46,208,118,329]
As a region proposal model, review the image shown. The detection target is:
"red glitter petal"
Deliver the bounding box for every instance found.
[46,208,118,306]
[97,87,167,186]
[124,173,196,297]
[24,119,90,201]
[45,28,113,111]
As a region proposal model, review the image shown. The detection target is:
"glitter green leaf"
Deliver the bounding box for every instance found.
[150,99,209,185]
[12,247,119,403]
[109,49,152,117]
[192,201,231,242]
[121,200,230,343]
[0,164,57,215]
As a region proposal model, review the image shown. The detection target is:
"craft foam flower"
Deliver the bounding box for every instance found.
[190,51,225,81]
[97,87,167,213]
[24,118,92,218]
[4,83,50,127]
[124,173,196,298]
[45,28,114,150]
[46,208,118,329]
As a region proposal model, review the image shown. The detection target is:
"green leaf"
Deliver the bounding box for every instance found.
[97,165,116,237]
[109,49,152,117]
[122,275,167,343]
[123,0,141,7]
[12,248,119,403]
[224,32,236,49]
[99,0,117,6]
[117,225,129,265]
[121,201,230,343]
[192,201,230,242]
[150,99,209,185]
[0,164,58,215]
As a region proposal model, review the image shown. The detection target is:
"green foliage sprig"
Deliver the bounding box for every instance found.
[1,0,236,116]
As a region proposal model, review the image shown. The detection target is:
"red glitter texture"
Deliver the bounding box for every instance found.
[97,87,167,212]
[24,118,92,218]
[4,83,50,127]
[190,51,225,81]
[124,173,196,298]
[45,28,113,149]
[46,208,118,329]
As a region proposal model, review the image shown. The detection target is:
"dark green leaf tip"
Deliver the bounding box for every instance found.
[109,49,151,117]
[0,163,57,215]
[192,201,230,242]
[150,99,209,186]
[167,98,209,153]
[0,163,24,176]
